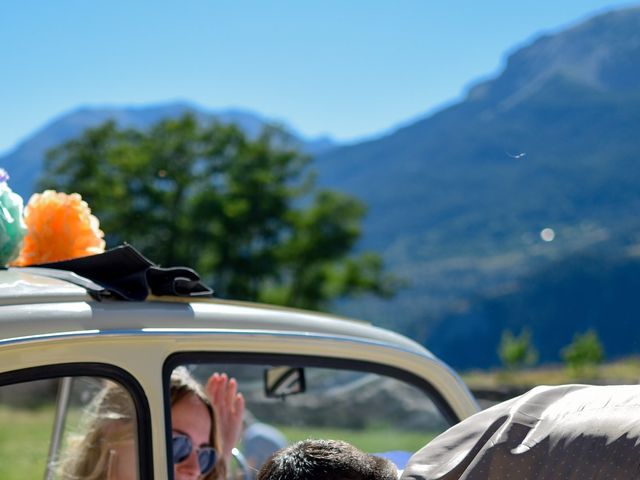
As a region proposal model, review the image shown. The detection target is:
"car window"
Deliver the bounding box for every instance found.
[0,375,139,480]
[167,359,452,478]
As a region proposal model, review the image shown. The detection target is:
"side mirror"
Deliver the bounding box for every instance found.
[264,366,306,399]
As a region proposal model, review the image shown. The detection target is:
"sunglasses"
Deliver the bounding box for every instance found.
[172,432,218,476]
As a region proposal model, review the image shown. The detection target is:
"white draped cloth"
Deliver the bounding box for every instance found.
[401,384,640,480]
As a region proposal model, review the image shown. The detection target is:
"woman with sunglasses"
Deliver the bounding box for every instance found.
[58,368,244,480]
[171,367,245,480]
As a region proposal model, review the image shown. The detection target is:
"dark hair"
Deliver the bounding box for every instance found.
[257,439,398,480]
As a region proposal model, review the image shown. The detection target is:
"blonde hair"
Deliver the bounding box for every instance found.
[59,369,226,480]
[58,380,136,479]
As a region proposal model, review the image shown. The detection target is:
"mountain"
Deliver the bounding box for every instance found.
[3,7,640,369]
[0,102,336,198]
[315,6,640,367]
[429,248,640,369]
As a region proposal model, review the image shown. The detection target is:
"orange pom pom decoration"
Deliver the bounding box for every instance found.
[12,190,106,266]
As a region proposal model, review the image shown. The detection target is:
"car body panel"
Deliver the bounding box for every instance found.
[0,268,479,479]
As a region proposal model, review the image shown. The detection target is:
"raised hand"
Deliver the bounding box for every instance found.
[206,372,246,466]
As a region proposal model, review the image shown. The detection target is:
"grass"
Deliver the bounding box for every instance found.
[0,405,85,480]
[462,356,640,390]
[0,406,53,479]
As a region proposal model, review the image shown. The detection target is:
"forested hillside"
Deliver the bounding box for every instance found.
[315,7,640,367]
[3,7,640,368]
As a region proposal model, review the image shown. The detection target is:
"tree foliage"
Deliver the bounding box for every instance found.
[561,329,605,378]
[497,328,538,370]
[40,114,399,310]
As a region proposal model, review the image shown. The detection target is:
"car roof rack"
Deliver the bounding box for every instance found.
[18,244,213,301]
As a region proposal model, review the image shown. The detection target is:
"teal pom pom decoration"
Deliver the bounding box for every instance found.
[0,169,27,265]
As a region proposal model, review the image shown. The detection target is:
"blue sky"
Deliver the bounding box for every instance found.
[0,0,636,154]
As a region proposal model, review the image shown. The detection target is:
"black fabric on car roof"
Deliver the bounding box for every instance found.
[25,244,213,301]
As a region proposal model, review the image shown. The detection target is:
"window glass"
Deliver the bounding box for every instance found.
[169,361,451,478]
[0,376,139,480]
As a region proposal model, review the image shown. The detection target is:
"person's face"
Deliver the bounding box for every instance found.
[172,393,213,480]
[105,437,136,480]
[102,421,137,480]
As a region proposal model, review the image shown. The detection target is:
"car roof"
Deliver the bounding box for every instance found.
[0,267,480,422]
[0,268,92,305]
[0,268,431,358]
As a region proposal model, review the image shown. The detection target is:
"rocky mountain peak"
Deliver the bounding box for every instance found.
[467,6,640,110]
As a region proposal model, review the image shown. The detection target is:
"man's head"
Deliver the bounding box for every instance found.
[257,439,398,480]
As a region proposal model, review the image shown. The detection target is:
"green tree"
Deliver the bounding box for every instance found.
[41,114,399,310]
[561,329,605,378]
[498,328,538,370]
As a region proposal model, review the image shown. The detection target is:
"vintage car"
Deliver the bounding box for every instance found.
[0,247,479,479]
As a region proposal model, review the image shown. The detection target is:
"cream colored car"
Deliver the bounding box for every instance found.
[0,264,478,479]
